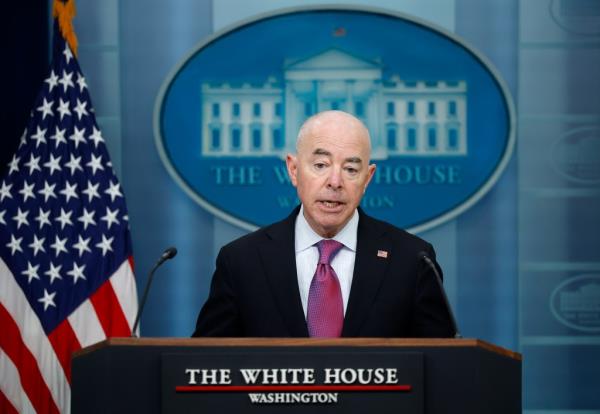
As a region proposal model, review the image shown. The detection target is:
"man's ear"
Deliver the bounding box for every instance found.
[286,154,298,187]
[364,163,376,193]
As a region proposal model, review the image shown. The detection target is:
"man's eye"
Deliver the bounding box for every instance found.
[314,163,326,169]
[345,167,358,174]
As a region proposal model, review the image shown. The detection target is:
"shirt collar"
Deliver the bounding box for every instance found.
[294,205,359,253]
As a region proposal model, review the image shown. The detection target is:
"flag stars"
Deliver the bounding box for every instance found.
[6,235,23,255]
[96,234,114,256]
[43,153,62,175]
[76,73,87,92]
[101,207,120,229]
[35,207,52,229]
[0,181,13,202]
[8,155,20,175]
[55,208,73,229]
[63,45,73,64]
[38,289,57,311]
[44,70,59,92]
[30,126,47,148]
[64,154,83,175]
[12,208,29,229]
[36,98,54,120]
[22,261,41,284]
[73,99,89,120]
[28,234,46,257]
[105,181,123,202]
[57,99,71,120]
[38,181,57,202]
[88,126,104,148]
[67,262,86,284]
[82,180,100,203]
[86,154,104,175]
[73,235,92,257]
[3,34,135,330]
[77,208,96,230]
[59,69,74,93]
[18,129,27,148]
[50,235,69,257]
[50,126,67,147]
[69,126,86,149]
[59,181,79,203]
[44,263,63,284]
[19,181,36,202]
[24,154,41,175]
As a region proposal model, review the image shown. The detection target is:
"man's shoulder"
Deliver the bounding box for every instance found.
[359,210,432,249]
[221,209,296,253]
[222,222,275,249]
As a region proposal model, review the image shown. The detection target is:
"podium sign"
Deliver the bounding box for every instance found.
[72,338,521,414]
[162,350,424,413]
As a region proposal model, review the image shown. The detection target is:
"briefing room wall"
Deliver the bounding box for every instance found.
[65,0,600,411]
[70,0,520,343]
[518,0,600,410]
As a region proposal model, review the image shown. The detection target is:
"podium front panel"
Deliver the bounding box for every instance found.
[71,338,521,414]
[161,349,424,413]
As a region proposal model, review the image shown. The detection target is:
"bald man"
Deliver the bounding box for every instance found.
[193,111,454,338]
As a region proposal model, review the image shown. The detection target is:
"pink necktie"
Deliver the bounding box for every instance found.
[307,239,344,337]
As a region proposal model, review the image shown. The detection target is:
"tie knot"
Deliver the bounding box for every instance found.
[317,239,343,265]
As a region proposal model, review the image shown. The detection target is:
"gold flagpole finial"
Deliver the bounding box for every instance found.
[52,0,78,57]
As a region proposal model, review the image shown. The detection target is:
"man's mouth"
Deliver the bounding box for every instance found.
[319,200,344,209]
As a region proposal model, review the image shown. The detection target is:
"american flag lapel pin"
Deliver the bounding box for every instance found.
[377,250,389,258]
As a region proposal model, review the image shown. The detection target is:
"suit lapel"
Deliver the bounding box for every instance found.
[258,207,309,337]
[342,212,392,337]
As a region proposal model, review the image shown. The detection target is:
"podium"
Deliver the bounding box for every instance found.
[72,338,521,413]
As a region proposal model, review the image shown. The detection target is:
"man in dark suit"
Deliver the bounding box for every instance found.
[193,110,454,338]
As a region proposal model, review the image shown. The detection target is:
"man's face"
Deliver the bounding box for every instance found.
[286,114,376,238]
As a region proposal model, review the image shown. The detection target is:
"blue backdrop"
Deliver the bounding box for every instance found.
[58,0,600,411]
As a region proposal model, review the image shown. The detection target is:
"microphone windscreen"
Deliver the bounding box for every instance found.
[162,246,178,260]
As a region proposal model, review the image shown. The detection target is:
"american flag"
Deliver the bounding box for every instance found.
[0,19,138,414]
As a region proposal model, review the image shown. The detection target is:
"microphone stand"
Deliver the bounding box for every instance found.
[419,252,462,339]
[131,247,177,337]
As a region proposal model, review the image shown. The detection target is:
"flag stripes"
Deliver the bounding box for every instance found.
[47,319,80,384]
[0,303,61,414]
[1,258,69,412]
[89,278,131,337]
[0,351,27,414]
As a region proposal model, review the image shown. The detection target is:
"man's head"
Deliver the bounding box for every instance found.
[286,110,376,238]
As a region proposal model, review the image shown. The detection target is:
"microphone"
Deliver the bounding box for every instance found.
[131,247,178,337]
[417,251,462,338]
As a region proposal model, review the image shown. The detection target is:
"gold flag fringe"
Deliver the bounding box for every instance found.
[52,0,78,57]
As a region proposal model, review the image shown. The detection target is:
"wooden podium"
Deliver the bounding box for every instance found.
[71,338,521,413]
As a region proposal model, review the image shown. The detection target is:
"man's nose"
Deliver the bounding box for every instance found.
[327,167,343,189]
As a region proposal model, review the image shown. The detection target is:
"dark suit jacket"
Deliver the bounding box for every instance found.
[193,207,454,338]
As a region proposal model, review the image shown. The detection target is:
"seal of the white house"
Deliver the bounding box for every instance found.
[154,5,515,232]
[550,274,600,333]
[551,126,600,184]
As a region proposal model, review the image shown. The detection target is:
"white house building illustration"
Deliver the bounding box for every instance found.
[201,48,467,159]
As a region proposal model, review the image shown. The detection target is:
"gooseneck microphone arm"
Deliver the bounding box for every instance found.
[131,247,178,337]
[418,251,462,339]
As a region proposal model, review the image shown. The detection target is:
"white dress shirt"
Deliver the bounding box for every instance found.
[294,205,358,317]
